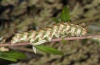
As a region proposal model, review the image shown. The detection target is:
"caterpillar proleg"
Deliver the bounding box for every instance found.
[11,22,87,53]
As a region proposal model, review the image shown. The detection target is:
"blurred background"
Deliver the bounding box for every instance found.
[0,0,100,65]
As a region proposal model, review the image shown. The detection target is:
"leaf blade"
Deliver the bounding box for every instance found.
[60,6,70,22]
[0,51,26,62]
[35,45,64,55]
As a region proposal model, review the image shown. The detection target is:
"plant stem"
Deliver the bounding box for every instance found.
[51,34,100,42]
[0,34,100,47]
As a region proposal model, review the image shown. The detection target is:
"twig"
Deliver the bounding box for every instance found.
[0,42,30,47]
[0,34,100,47]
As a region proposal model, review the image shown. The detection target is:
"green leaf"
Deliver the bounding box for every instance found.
[0,51,26,62]
[0,55,17,62]
[60,6,70,22]
[52,17,60,23]
[35,45,64,55]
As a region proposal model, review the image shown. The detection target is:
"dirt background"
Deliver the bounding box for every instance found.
[0,0,100,65]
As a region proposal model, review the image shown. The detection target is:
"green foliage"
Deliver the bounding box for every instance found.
[60,6,70,22]
[0,51,26,62]
[53,6,70,23]
[35,45,64,55]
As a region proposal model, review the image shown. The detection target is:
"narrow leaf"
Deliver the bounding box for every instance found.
[0,55,17,62]
[60,6,70,22]
[35,45,64,55]
[0,51,26,62]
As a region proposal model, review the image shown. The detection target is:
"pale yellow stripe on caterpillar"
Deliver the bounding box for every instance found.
[11,33,21,44]
[70,24,82,36]
[46,28,53,41]
[63,23,71,34]
[11,32,28,45]
[33,30,47,45]
[72,25,80,36]
[29,28,52,45]
[67,23,86,36]
[27,30,36,43]
[76,25,86,36]
[20,32,29,42]
[56,23,65,37]
[42,28,52,42]
[35,30,45,41]
[52,25,59,38]
[68,24,76,36]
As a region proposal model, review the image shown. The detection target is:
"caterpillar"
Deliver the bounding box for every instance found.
[11,22,87,53]
[11,22,87,45]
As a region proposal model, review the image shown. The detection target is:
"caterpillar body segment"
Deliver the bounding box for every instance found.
[43,28,52,42]
[11,33,21,44]
[11,22,87,45]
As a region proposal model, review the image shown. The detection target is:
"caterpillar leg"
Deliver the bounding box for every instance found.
[32,46,37,53]
[32,40,47,53]
[33,40,47,45]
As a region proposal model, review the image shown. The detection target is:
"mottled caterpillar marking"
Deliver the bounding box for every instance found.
[11,22,87,45]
